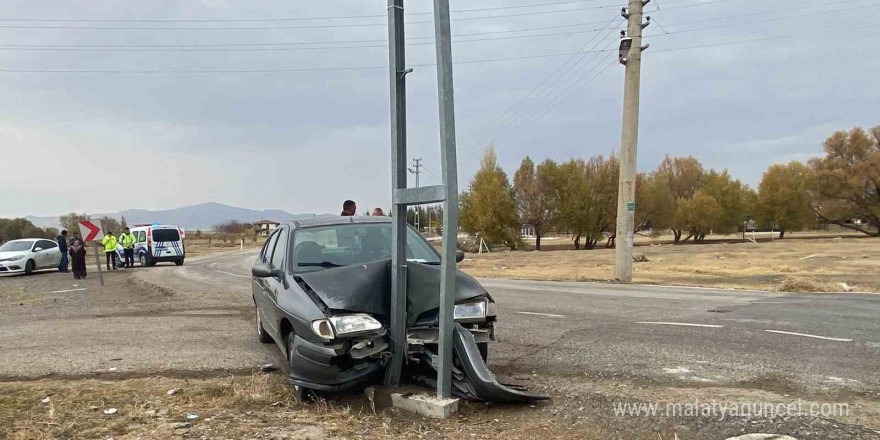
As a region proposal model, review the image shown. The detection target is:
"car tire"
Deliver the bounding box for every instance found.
[175,258,184,266]
[478,342,488,364]
[256,307,272,343]
[139,253,148,267]
[287,331,310,402]
[24,259,35,275]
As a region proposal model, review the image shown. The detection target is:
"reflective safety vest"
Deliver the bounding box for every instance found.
[102,235,118,252]
[119,233,135,249]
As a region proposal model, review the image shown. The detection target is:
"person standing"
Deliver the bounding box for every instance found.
[119,227,136,268]
[371,207,385,216]
[102,231,118,270]
[340,200,357,216]
[69,233,87,279]
[57,230,69,272]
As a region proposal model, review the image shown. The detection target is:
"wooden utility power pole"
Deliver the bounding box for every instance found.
[614,0,650,283]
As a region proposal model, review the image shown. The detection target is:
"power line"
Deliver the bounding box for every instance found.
[0,24,620,52]
[0,4,627,31]
[0,1,631,23]
[0,0,730,31]
[647,1,879,38]
[483,52,620,154]
[461,15,622,148]
[464,33,620,159]
[0,20,629,49]
[0,46,617,73]
[0,19,874,74]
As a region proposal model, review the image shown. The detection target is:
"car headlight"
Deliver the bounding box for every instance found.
[454,299,487,322]
[0,255,24,262]
[311,314,383,339]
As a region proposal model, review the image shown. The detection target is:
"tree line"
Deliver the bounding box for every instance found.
[459,124,879,250]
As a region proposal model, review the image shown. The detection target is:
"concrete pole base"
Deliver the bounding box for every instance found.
[366,385,460,419]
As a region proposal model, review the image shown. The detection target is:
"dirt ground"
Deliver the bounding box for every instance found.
[4,372,878,439]
[459,233,880,293]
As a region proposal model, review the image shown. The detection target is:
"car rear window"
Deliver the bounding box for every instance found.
[152,229,180,242]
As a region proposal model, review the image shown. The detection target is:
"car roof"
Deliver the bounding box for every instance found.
[282,215,391,229]
[7,238,38,242]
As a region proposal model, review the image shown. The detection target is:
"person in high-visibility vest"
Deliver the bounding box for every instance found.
[102,231,118,271]
[118,227,136,268]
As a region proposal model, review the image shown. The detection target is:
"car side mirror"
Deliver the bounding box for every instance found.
[455,250,465,263]
[252,263,273,278]
[33,247,43,252]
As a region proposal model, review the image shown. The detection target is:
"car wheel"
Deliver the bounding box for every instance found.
[175,258,184,266]
[256,307,272,343]
[477,342,488,363]
[139,253,147,267]
[24,259,35,275]
[287,332,310,402]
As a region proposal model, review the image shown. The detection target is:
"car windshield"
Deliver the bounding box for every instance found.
[0,241,35,252]
[292,223,439,273]
[152,229,180,242]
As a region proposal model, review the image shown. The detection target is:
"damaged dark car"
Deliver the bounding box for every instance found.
[251,216,546,402]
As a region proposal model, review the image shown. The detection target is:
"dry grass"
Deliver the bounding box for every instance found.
[460,233,880,292]
[0,373,583,439]
[776,275,838,293]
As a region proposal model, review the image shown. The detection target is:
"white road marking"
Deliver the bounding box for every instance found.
[215,270,250,279]
[764,329,852,342]
[635,321,724,328]
[517,311,565,318]
[49,288,87,294]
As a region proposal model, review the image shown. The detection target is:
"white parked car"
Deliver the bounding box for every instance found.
[0,238,62,275]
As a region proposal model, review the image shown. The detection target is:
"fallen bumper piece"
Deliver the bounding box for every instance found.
[413,323,549,403]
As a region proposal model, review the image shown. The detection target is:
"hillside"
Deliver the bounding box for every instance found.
[25,202,313,230]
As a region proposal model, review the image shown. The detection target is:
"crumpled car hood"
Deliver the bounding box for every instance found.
[296,259,489,326]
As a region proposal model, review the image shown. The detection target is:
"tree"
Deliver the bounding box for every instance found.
[809,125,880,236]
[554,155,618,249]
[634,172,675,233]
[655,156,706,242]
[459,146,522,249]
[98,216,125,235]
[513,157,557,250]
[0,218,55,242]
[676,190,722,242]
[756,162,815,239]
[59,212,89,234]
[702,170,752,234]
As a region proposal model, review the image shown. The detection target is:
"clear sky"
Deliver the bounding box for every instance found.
[1,0,877,217]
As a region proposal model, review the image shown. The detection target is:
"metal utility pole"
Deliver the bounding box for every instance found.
[614,0,650,283]
[385,0,409,387]
[432,0,460,399]
[408,158,422,230]
[384,0,460,399]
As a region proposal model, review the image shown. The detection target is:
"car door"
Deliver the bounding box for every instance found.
[43,240,61,267]
[263,227,289,340]
[254,231,280,336]
[32,240,52,268]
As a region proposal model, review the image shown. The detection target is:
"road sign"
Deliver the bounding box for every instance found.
[78,220,104,243]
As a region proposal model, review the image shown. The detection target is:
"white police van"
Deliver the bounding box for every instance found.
[130,224,186,267]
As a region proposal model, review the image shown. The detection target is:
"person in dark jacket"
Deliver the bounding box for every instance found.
[69,233,87,279]
[57,230,69,272]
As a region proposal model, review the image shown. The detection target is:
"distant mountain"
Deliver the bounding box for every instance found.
[25,202,314,230]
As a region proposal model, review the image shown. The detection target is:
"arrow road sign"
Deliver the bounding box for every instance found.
[78,220,104,243]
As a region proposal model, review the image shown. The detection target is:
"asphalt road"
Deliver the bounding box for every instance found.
[171,251,880,392]
[5,250,876,392]
[2,250,879,437]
